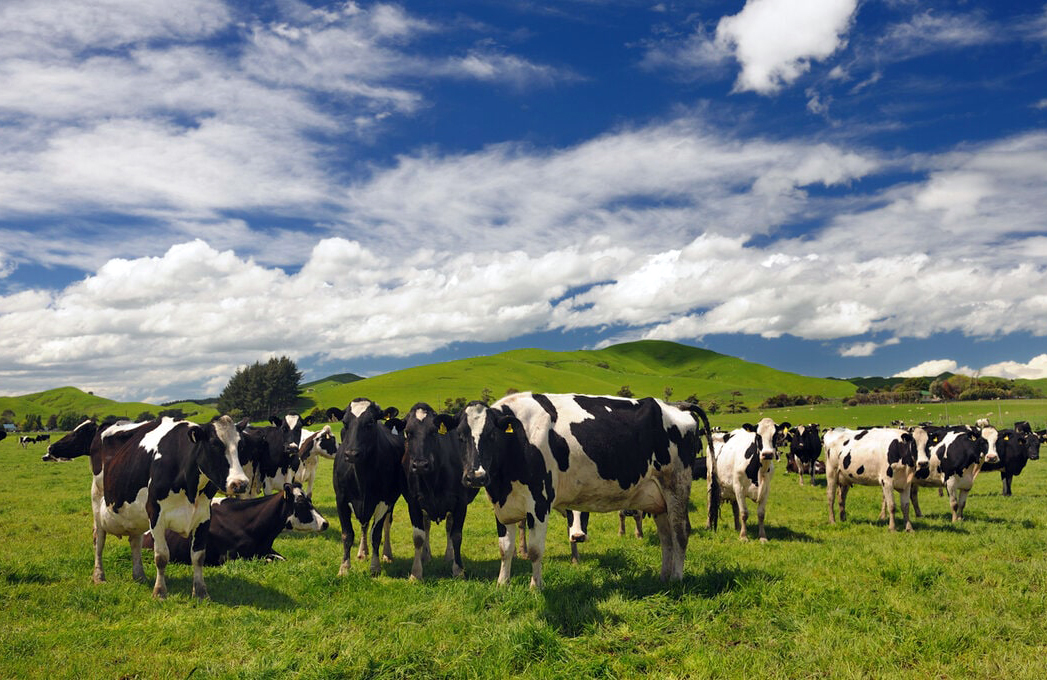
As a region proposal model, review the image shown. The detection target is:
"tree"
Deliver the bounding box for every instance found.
[442,396,468,415]
[135,411,156,422]
[46,414,58,431]
[480,387,494,404]
[1,409,14,424]
[664,386,674,401]
[22,413,42,432]
[217,356,303,419]
[158,408,185,419]
[617,385,634,398]
[58,413,87,431]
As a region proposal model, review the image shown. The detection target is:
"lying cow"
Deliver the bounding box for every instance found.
[458,393,715,588]
[143,482,328,565]
[713,418,788,542]
[824,427,918,532]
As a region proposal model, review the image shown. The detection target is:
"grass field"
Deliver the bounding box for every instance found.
[2,400,1046,679]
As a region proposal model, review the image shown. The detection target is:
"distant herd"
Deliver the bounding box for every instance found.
[29,392,1043,599]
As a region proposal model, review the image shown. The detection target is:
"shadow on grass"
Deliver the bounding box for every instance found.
[163,572,298,609]
[1,566,60,585]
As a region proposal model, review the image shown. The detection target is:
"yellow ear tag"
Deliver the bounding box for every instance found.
[1004,435,1009,441]
[438,423,447,435]
[505,424,514,434]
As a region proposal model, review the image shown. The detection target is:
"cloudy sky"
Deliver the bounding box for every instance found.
[1,0,1046,403]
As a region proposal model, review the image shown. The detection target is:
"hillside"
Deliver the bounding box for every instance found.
[0,386,217,428]
[293,340,857,415]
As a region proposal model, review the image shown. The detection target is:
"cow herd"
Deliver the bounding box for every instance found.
[37,392,1043,600]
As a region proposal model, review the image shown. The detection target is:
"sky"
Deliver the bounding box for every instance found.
[1,0,1046,403]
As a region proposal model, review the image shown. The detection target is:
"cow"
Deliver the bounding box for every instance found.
[143,482,328,565]
[329,399,404,577]
[786,424,821,486]
[294,425,337,498]
[911,426,994,520]
[1015,421,1041,462]
[824,427,918,532]
[237,414,303,496]
[712,418,788,542]
[978,427,1030,497]
[20,435,33,448]
[0,428,5,442]
[400,403,480,579]
[89,416,249,598]
[457,392,716,588]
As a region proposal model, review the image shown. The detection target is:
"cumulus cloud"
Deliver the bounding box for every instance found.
[715,0,858,94]
[840,338,900,358]
[894,359,973,378]
[978,355,1047,380]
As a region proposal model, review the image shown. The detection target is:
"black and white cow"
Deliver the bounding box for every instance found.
[329,399,404,577]
[786,424,821,486]
[912,426,994,520]
[143,482,328,566]
[91,416,250,598]
[458,393,715,588]
[237,414,303,496]
[1015,421,1041,462]
[400,403,480,580]
[19,435,33,448]
[294,425,337,498]
[712,418,788,542]
[978,427,1029,497]
[824,427,918,532]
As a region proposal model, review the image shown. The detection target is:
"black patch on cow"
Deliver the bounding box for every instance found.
[533,393,558,423]
[855,465,865,475]
[842,453,852,469]
[914,466,927,479]
[568,396,676,490]
[854,430,869,440]
[744,439,761,487]
[526,513,536,530]
[548,427,571,472]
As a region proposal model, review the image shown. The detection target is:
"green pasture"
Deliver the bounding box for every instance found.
[2,401,1046,679]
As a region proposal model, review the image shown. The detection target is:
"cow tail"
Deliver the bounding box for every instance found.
[683,403,719,531]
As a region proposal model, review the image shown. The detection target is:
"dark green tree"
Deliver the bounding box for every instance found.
[217,356,303,419]
[617,385,634,398]
[46,414,58,431]
[22,413,42,432]
[136,411,156,422]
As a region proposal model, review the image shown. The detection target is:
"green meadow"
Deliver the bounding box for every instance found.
[2,340,1046,678]
[2,401,1046,678]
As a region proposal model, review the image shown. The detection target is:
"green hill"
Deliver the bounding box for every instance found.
[0,386,218,428]
[292,340,857,415]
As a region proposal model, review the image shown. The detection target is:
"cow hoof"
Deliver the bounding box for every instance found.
[739,536,749,543]
[381,555,393,564]
[759,537,768,544]
[92,572,106,584]
[452,567,464,579]
[193,587,209,600]
[408,573,421,582]
[133,572,148,584]
[153,587,167,600]
[338,562,350,576]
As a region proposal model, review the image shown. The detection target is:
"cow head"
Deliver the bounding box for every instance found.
[980,426,1001,465]
[43,418,97,461]
[282,483,329,532]
[193,415,250,496]
[403,403,457,475]
[459,401,519,488]
[336,398,399,464]
[299,425,337,462]
[271,413,303,456]
[745,418,784,461]
[910,427,931,473]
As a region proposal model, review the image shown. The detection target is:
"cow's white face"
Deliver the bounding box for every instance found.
[756,418,778,460]
[980,427,1000,464]
[285,485,328,532]
[212,416,250,496]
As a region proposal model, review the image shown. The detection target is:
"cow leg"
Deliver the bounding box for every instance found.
[526,515,547,590]
[496,520,516,585]
[1002,474,1012,496]
[881,481,897,531]
[369,508,390,577]
[730,499,741,532]
[421,516,432,564]
[93,526,108,584]
[407,502,426,582]
[618,510,626,536]
[150,527,170,599]
[838,485,849,522]
[190,520,209,599]
[656,480,690,581]
[797,459,805,486]
[128,533,147,584]
[516,520,528,558]
[737,496,750,542]
[826,475,838,524]
[910,485,923,518]
[447,506,467,579]
[955,488,970,521]
[634,513,644,538]
[336,501,356,577]
[382,513,394,563]
[567,511,588,565]
[356,518,369,560]
[755,485,770,543]
[899,486,914,533]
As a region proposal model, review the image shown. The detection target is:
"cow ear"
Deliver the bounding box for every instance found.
[382,406,400,420]
[326,407,345,422]
[302,414,315,426]
[780,422,792,431]
[270,416,282,427]
[188,424,208,443]
[742,423,755,432]
[236,417,250,432]
[435,414,457,435]
[496,414,521,435]
[283,483,294,500]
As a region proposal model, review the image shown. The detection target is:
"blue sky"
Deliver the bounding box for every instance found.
[1,0,1046,402]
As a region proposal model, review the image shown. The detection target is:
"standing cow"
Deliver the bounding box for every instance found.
[401,403,480,579]
[92,416,250,598]
[237,414,303,496]
[786,424,821,486]
[294,425,337,498]
[912,426,994,520]
[824,427,918,532]
[458,393,716,588]
[974,427,1026,497]
[713,418,788,542]
[329,399,403,577]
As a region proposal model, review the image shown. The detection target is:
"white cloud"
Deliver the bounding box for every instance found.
[840,338,900,358]
[879,10,999,59]
[979,355,1047,380]
[715,0,858,94]
[894,359,971,378]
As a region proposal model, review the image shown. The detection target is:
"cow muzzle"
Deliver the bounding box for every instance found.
[761,450,776,461]
[463,470,488,488]
[227,477,249,496]
[410,459,433,475]
[984,452,1000,464]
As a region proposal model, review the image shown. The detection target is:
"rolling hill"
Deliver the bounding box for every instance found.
[292,340,857,415]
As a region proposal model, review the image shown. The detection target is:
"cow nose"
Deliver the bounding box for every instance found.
[411,460,432,474]
[761,450,776,460]
[320,519,329,531]
[228,479,248,495]
[463,471,487,488]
